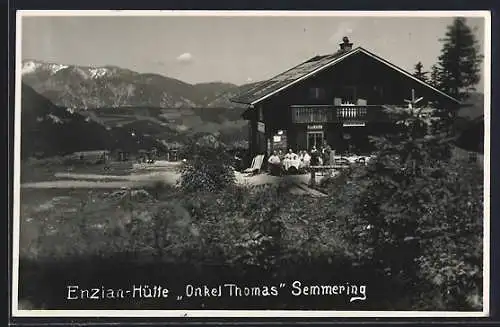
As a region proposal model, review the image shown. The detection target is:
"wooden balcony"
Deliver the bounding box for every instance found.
[291,105,393,124]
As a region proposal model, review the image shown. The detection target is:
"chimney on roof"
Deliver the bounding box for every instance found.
[339,36,353,52]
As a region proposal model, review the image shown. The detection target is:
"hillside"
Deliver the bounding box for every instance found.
[206,82,262,108]
[193,82,241,105]
[22,60,253,109]
[20,83,250,158]
[20,83,171,158]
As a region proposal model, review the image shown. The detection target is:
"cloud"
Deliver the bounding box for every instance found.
[328,22,356,44]
[176,52,194,64]
[246,77,253,82]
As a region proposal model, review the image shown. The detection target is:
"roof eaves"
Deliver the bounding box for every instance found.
[230,98,252,105]
[357,47,461,105]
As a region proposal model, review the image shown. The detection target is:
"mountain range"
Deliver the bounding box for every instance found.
[20,60,256,158]
[21,60,256,109]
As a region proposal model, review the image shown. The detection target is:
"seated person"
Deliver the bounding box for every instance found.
[298,150,311,171]
[233,152,243,171]
[284,148,298,160]
[267,150,282,176]
[302,151,311,167]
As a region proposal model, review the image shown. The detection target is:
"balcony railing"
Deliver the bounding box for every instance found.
[291,105,392,124]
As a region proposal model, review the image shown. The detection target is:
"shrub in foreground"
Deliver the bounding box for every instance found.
[178,134,236,193]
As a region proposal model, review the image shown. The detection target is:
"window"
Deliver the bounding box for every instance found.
[373,85,384,96]
[309,87,325,100]
[340,86,357,103]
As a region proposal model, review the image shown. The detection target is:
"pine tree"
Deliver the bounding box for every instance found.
[430,64,442,88]
[431,17,483,101]
[413,62,429,82]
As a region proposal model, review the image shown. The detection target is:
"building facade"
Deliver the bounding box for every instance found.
[231,38,460,158]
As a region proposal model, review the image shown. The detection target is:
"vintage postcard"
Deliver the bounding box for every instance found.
[12,10,490,318]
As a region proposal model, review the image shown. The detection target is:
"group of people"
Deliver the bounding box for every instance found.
[267,144,334,176]
[312,144,334,166]
[137,148,158,164]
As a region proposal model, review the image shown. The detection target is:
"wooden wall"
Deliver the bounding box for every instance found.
[246,51,458,157]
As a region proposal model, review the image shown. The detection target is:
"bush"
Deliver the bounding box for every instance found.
[178,134,236,192]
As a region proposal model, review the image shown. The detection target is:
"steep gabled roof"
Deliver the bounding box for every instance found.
[231,47,461,106]
[231,50,352,105]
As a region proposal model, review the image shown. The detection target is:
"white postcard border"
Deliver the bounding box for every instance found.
[12,10,492,318]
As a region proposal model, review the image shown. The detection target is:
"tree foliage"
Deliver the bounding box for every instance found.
[413,62,429,82]
[340,102,483,310]
[431,17,483,101]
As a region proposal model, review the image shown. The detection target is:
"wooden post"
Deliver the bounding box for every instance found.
[250,114,258,158]
[310,168,316,187]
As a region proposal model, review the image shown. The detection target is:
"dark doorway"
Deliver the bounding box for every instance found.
[307,131,324,151]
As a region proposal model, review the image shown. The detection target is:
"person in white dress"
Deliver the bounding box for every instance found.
[284,148,298,160]
[302,151,311,167]
[268,150,282,176]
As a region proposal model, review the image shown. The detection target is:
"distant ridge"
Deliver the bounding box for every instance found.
[22,59,257,109]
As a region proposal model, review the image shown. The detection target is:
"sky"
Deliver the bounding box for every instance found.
[21,14,486,89]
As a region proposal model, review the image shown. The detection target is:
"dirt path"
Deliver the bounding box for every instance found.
[21,180,157,189]
[53,171,177,181]
[21,170,333,196]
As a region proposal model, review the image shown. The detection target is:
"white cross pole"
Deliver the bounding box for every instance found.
[404,89,424,110]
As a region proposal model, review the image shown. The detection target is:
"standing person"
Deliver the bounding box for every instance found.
[103,151,111,171]
[323,143,332,165]
[310,146,320,166]
[150,147,157,163]
[329,148,336,166]
[278,149,284,161]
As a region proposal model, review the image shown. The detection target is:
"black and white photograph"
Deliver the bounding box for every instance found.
[12,10,490,317]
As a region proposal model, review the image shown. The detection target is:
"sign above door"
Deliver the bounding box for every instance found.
[307,124,323,130]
